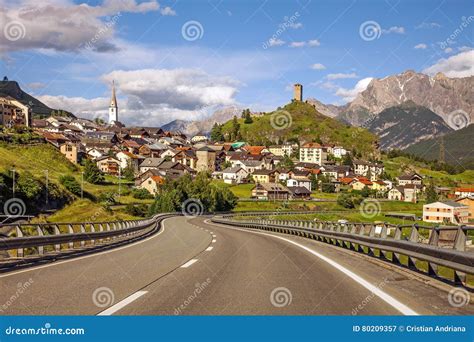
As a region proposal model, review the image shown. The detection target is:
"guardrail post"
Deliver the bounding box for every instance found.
[409,224,419,243]
[53,225,61,252]
[454,226,466,252]
[80,224,86,247]
[36,226,44,255]
[90,224,96,245]
[394,225,402,240]
[15,226,23,258]
[428,227,439,247]
[68,224,74,249]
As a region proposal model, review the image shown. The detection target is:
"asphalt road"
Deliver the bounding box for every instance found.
[0,216,472,315]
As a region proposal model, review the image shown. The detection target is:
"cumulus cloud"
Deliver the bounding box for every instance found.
[423,50,474,78]
[382,26,405,34]
[414,43,427,49]
[326,72,357,80]
[39,68,240,126]
[0,0,165,54]
[334,77,373,102]
[311,63,326,70]
[160,6,176,16]
[268,38,285,47]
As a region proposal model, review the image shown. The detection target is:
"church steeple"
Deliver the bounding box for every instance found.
[108,80,118,124]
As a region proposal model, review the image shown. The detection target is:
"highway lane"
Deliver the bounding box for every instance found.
[0,216,472,315]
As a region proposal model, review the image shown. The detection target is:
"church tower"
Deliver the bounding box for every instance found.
[108,80,118,124]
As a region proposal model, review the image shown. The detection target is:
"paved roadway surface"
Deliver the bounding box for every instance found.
[0,216,472,315]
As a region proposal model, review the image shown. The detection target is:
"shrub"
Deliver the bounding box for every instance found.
[131,188,154,200]
[59,175,82,196]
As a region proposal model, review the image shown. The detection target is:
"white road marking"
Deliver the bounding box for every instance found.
[97,291,148,316]
[0,219,172,278]
[205,246,214,251]
[205,219,418,316]
[181,259,198,268]
[212,239,216,243]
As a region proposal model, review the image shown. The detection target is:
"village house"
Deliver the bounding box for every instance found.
[222,166,248,184]
[116,151,143,173]
[251,183,289,200]
[455,197,474,220]
[96,156,120,176]
[353,160,384,181]
[397,172,423,186]
[288,186,312,200]
[454,187,474,199]
[252,169,278,183]
[196,146,216,172]
[331,146,347,159]
[137,174,164,195]
[139,158,165,173]
[286,177,312,191]
[268,143,298,157]
[423,201,469,224]
[59,142,83,164]
[299,143,327,165]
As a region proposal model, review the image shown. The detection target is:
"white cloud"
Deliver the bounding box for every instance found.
[444,47,453,53]
[39,67,241,126]
[382,26,405,34]
[268,38,285,47]
[458,46,473,52]
[0,0,164,54]
[289,41,306,48]
[289,39,320,48]
[308,39,320,47]
[289,22,303,29]
[310,63,326,70]
[423,50,474,78]
[414,43,427,49]
[334,77,373,102]
[160,6,176,16]
[326,72,357,80]
[415,22,441,29]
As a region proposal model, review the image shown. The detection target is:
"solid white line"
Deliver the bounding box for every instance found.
[0,218,172,278]
[205,246,214,251]
[181,259,198,268]
[205,219,418,316]
[97,291,148,316]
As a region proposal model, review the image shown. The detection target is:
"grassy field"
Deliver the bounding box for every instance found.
[383,155,474,186]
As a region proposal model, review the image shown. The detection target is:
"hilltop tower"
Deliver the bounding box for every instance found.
[109,80,118,124]
[294,83,303,101]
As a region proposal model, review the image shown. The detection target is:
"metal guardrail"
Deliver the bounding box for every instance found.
[0,213,178,261]
[212,212,474,286]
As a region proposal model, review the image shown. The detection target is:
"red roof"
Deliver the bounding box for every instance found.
[244,146,266,155]
[455,187,474,192]
[339,177,355,185]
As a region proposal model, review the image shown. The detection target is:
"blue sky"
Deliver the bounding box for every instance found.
[0,0,473,126]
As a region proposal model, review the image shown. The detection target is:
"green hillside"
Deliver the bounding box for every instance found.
[404,124,474,169]
[221,101,378,156]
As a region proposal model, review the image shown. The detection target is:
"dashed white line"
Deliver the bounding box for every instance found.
[97,291,148,316]
[181,259,198,268]
[205,246,214,251]
[212,239,216,243]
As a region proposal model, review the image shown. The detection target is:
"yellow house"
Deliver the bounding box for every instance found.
[252,169,276,183]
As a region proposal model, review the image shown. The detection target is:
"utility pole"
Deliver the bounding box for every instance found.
[11,168,15,196]
[118,167,122,201]
[81,172,84,199]
[44,170,49,204]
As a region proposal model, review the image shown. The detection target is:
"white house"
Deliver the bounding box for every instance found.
[299,143,327,165]
[423,201,469,224]
[286,177,312,191]
[332,146,347,159]
[222,166,248,184]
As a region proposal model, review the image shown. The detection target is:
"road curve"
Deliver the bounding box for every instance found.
[0,216,472,315]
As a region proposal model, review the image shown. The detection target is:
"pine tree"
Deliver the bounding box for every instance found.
[210,123,223,142]
[84,159,104,184]
[425,183,439,203]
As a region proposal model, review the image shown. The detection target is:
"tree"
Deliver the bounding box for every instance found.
[210,123,224,142]
[121,162,135,181]
[360,185,371,198]
[59,175,81,196]
[425,183,439,203]
[84,159,104,184]
[244,111,253,124]
[17,172,42,199]
[231,116,241,140]
[280,155,294,169]
[342,153,353,166]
